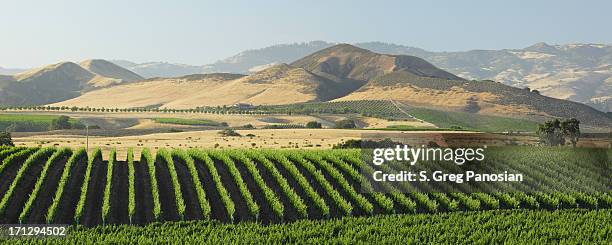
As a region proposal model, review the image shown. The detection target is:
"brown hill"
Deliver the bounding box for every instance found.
[47,44,612,128]
[52,64,340,108]
[79,59,143,83]
[292,44,461,82]
[0,75,16,84]
[289,44,463,101]
[296,44,610,127]
[0,60,144,105]
[336,70,611,127]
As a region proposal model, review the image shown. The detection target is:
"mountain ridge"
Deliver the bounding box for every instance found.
[0,60,143,105]
[109,41,611,112]
[51,44,611,129]
[50,63,340,108]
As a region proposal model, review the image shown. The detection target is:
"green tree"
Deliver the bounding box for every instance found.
[537,119,565,146]
[306,121,322,128]
[335,119,356,129]
[49,116,71,130]
[0,131,14,146]
[561,118,580,148]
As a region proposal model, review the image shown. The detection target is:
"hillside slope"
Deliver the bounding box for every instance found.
[51,64,342,108]
[357,42,612,112]
[289,44,609,127]
[292,44,462,82]
[0,60,144,105]
[335,70,611,127]
[164,64,340,107]
[114,41,611,111]
[52,44,611,128]
[79,59,143,82]
[54,45,466,109]
[110,41,336,78]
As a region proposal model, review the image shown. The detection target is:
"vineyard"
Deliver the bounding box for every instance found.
[2,100,541,132]
[0,146,609,227]
[261,100,539,132]
[26,210,612,243]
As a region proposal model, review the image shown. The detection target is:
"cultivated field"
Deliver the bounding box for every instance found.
[0,146,609,228]
[0,106,609,243]
[24,210,612,243]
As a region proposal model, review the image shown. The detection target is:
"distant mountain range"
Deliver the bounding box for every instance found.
[110,60,205,79]
[52,44,611,129]
[0,66,27,75]
[1,42,610,129]
[105,41,612,112]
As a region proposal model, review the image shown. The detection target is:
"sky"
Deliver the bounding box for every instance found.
[1,0,611,68]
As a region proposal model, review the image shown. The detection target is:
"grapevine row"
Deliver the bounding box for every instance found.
[0,148,38,176]
[320,152,394,213]
[209,150,259,219]
[336,151,417,213]
[228,150,284,220]
[157,149,186,219]
[282,151,348,216]
[46,148,86,223]
[245,150,311,218]
[172,149,211,219]
[18,148,70,223]
[189,150,235,221]
[301,151,373,214]
[127,148,136,224]
[101,149,115,224]
[0,148,54,216]
[141,148,161,220]
[74,148,102,224]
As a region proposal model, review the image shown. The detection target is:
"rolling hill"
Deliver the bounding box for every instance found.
[291,45,609,127]
[112,41,611,112]
[51,64,343,108]
[359,42,612,112]
[109,41,335,78]
[53,45,466,110]
[52,44,611,128]
[291,44,461,83]
[79,59,143,83]
[0,60,143,106]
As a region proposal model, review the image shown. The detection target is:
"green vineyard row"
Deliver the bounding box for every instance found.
[19,210,612,244]
[0,146,609,226]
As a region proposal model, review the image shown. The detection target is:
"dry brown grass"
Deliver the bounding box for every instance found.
[12,129,471,160]
[51,64,326,109]
[335,85,543,117]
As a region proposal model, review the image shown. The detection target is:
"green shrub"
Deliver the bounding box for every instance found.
[0,131,13,146]
[334,119,356,129]
[306,121,322,128]
[219,129,241,137]
[49,116,72,130]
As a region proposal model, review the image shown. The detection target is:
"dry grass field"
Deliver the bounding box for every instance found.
[10,129,465,159]
[6,110,609,161]
[13,127,609,162]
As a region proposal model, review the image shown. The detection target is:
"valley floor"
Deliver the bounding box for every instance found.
[13,129,475,160]
[4,110,610,160]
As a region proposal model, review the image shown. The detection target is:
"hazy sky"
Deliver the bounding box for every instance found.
[1,0,610,68]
